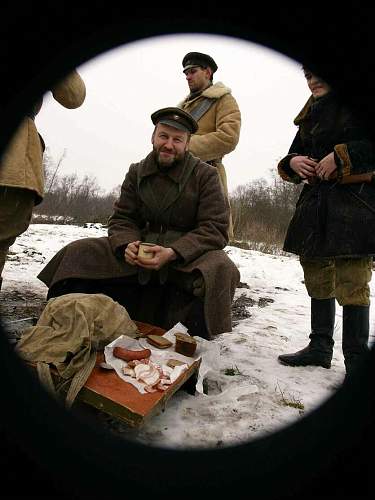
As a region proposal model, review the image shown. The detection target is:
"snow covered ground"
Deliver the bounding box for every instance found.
[1,223,374,449]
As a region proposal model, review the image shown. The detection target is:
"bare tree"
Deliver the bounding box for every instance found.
[46,148,67,193]
[34,151,120,224]
[230,172,301,253]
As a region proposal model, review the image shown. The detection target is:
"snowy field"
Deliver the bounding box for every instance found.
[1,223,374,449]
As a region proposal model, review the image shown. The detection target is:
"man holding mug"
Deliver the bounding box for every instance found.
[38,107,240,339]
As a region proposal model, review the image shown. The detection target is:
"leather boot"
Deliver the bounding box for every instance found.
[278,298,335,369]
[342,305,370,378]
[0,277,2,291]
[184,297,210,340]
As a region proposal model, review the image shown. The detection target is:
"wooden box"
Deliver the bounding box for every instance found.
[36,321,201,428]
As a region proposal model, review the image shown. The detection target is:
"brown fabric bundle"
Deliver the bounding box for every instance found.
[16,293,138,407]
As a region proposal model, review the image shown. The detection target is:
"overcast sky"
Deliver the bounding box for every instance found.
[36,33,311,194]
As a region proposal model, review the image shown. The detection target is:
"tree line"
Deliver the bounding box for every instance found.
[33,148,121,224]
[231,172,301,253]
[33,149,302,253]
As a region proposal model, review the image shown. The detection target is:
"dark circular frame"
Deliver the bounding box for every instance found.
[0,5,374,498]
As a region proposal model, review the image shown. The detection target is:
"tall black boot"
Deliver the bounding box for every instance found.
[342,305,370,378]
[278,298,335,369]
[184,297,210,340]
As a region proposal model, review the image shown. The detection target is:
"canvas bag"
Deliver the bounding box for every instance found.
[16,293,138,407]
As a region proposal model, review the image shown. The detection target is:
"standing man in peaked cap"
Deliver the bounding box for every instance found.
[178,52,241,239]
[37,107,240,339]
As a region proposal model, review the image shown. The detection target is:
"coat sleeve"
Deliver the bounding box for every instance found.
[107,165,142,256]
[51,70,86,109]
[169,165,229,265]
[334,139,375,178]
[188,94,241,161]
[277,129,309,184]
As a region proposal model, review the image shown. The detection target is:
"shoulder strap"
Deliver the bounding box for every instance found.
[189,97,216,122]
[37,361,57,398]
[64,351,97,408]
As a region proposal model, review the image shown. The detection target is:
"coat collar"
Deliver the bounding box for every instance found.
[138,151,194,184]
[294,91,336,125]
[178,81,232,107]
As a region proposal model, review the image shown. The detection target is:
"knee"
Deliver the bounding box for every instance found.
[301,259,335,298]
[304,281,335,300]
[335,287,370,306]
[336,259,372,306]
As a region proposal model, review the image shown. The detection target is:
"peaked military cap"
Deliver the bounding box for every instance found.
[151,107,198,134]
[182,52,218,73]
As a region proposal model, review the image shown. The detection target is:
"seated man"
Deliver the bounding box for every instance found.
[37,107,240,339]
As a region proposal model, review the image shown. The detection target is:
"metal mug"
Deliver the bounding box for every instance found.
[138,242,155,260]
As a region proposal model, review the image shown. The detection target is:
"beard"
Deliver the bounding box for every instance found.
[153,145,185,168]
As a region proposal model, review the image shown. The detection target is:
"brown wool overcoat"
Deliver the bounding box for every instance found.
[179,82,241,197]
[38,151,241,337]
[0,70,86,203]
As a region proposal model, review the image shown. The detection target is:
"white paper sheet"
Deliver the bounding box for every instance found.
[104,322,220,395]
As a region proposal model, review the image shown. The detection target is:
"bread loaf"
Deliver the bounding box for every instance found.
[174,332,197,357]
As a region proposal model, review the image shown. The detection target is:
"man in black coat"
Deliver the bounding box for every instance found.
[277,67,375,378]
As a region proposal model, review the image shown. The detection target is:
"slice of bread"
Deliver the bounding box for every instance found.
[167,359,187,368]
[146,335,173,349]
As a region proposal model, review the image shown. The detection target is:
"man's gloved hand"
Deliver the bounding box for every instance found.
[192,276,205,297]
[168,269,205,297]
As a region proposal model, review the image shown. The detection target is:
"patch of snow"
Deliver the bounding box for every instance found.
[1,223,374,449]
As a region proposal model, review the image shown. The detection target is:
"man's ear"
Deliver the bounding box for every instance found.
[185,134,191,151]
[151,129,155,144]
[205,67,213,81]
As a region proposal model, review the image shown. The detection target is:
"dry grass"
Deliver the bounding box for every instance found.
[231,220,287,256]
[275,382,305,411]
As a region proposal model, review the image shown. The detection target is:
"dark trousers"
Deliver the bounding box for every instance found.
[48,274,209,339]
[0,186,35,277]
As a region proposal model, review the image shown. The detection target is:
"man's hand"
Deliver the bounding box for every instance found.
[290,155,318,179]
[316,152,337,180]
[124,240,140,266]
[137,245,177,270]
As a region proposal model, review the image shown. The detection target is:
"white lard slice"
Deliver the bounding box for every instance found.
[134,363,160,386]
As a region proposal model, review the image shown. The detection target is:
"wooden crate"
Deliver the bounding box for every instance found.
[35,321,201,428]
